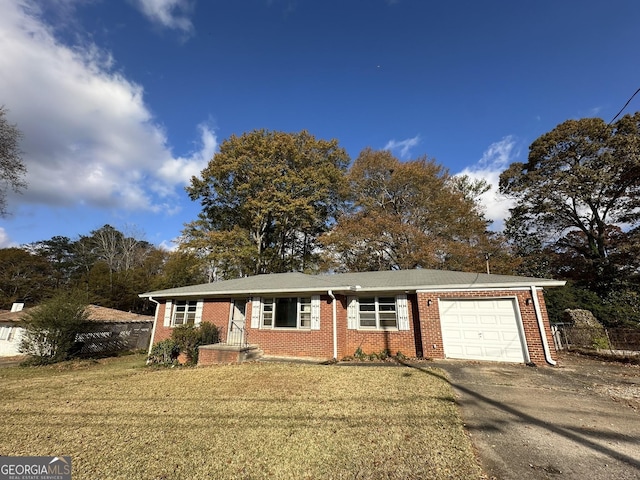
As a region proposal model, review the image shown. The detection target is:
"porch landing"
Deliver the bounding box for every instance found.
[198,343,263,365]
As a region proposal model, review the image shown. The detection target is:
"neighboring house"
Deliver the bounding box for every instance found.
[0,304,154,357]
[0,310,23,357]
[140,269,566,365]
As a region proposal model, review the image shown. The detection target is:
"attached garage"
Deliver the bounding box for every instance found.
[439,298,528,363]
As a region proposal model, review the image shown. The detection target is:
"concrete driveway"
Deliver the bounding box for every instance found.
[426,353,640,480]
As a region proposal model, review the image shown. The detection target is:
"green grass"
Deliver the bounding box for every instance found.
[0,355,483,479]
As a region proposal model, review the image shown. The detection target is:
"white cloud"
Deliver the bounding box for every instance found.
[0,228,15,248]
[457,136,519,231]
[157,123,217,187]
[133,0,194,33]
[0,0,213,213]
[384,135,420,159]
[587,106,603,117]
[158,238,179,252]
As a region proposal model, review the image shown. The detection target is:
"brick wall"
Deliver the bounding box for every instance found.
[245,295,335,359]
[151,299,232,345]
[198,347,238,364]
[246,295,422,360]
[340,294,420,359]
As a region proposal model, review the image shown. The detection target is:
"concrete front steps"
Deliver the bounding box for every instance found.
[198,343,264,365]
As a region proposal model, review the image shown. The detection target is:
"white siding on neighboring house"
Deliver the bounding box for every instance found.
[0,326,24,356]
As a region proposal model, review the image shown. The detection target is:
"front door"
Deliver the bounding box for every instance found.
[227,300,246,346]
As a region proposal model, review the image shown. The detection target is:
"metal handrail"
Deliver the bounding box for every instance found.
[228,320,247,347]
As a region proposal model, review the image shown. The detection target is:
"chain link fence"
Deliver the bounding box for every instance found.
[552,323,640,356]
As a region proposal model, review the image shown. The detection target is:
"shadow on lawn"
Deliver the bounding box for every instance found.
[397,359,640,472]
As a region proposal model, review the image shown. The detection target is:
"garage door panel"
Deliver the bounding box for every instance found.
[499,315,517,325]
[463,346,483,356]
[482,331,500,341]
[446,345,464,355]
[463,330,481,340]
[447,330,462,340]
[461,315,479,324]
[480,315,499,325]
[501,331,520,342]
[439,299,526,363]
[484,347,504,358]
[496,302,515,311]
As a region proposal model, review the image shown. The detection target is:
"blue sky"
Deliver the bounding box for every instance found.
[1,0,639,249]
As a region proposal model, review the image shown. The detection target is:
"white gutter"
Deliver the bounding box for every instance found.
[530,286,556,366]
[328,290,337,360]
[147,297,160,357]
[416,280,566,293]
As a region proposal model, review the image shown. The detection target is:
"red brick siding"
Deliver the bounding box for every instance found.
[340,294,420,359]
[245,295,421,360]
[417,293,445,359]
[246,296,335,359]
[199,348,240,364]
[151,299,232,345]
[416,289,557,365]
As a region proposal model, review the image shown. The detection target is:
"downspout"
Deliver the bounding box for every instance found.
[328,290,337,360]
[530,286,556,366]
[147,297,160,357]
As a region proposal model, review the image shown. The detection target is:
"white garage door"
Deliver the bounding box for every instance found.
[439,299,526,363]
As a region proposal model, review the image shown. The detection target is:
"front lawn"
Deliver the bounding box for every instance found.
[0,355,483,479]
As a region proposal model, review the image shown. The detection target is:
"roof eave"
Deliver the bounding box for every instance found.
[140,286,347,298]
[140,280,567,298]
[416,280,567,291]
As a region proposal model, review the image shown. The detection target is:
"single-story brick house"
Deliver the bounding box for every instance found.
[140,269,565,365]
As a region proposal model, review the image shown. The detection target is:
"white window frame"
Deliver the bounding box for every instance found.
[358,296,398,330]
[172,300,198,326]
[261,297,313,329]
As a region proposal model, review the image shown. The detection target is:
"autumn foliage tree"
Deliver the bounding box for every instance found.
[321,148,515,273]
[183,130,350,277]
[500,113,640,293]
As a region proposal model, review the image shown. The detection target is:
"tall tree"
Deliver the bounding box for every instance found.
[500,113,640,291]
[184,129,350,277]
[0,248,54,308]
[152,250,208,290]
[25,236,77,289]
[0,106,27,216]
[321,148,514,273]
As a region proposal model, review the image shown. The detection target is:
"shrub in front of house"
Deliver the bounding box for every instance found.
[19,291,89,365]
[148,322,220,366]
[345,348,407,363]
[147,339,180,366]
